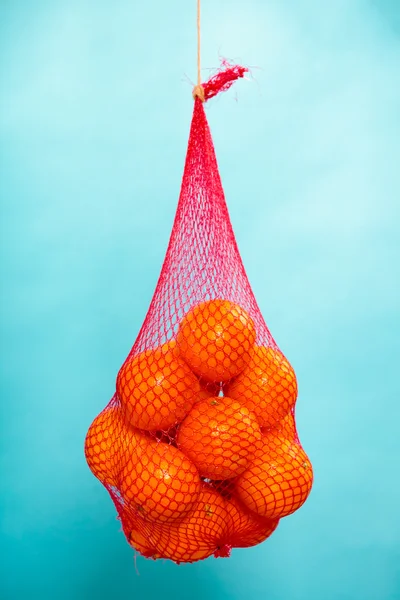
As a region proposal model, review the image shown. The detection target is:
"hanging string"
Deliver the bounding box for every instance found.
[192,0,249,103]
[197,0,201,86]
[193,0,205,102]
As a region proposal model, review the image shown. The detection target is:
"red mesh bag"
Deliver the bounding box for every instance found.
[84,64,313,564]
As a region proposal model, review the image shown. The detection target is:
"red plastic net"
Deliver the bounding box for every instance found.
[84,64,313,564]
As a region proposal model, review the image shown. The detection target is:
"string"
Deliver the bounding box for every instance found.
[192,1,247,102]
[193,0,205,101]
[197,0,201,86]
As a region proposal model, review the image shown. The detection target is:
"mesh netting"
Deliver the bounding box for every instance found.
[84,64,313,564]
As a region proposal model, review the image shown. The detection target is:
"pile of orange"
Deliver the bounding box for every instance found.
[84,299,313,563]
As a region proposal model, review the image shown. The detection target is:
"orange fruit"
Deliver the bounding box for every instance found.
[225,496,279,548]
[257,416,300,461]
[176,299,256,382]
[235,436,313,519]
[148,484,230,563]
[85,403,148,487]
[116,504,160,558]
[128,528,157,557]
[118,424,149,471]
[85,404,121,486]
[262,410,297,442]
[117,507,158,557]
[164,341,221,400]
[119,438,201,523]
[177,396,262,479]
[160,339,179,355]
[84,404,124,487]
[225,346,297,429]
[117,344,202,431]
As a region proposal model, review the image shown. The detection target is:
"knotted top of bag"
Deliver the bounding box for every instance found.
[192,61,248,102]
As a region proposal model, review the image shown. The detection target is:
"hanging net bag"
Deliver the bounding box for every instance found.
[84,63,313,564]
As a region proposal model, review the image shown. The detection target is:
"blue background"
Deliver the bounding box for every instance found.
[1,1,400,599]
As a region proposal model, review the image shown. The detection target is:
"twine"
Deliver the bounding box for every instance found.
[193,0,205,101]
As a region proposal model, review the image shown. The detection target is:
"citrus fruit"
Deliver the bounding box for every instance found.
[158,341,220,403]
[225,496,279,548]
[148,484,230,563]
[165,341,221,399]
[118,507,158,557]
[85,403,148,487]
[177,396,262,479]
[160,339,179,355]
[117,345,202,431]
[119,438,201,523]
[262,410,297,442]
[128,529,157,558]
[176,299,256,382]
[84,404,124,487]
[225,346,297,429]
[235,436,313,519]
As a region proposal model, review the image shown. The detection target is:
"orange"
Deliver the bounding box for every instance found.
[158,342,220,402]
[85,403,148,487]
[118,507,158,557]
[256,417,300,461]
[165,341,221,400]
[177,396,262,479]
[235,436,313,520]
[119,438,201,523]
[160,339,179,355]
[225,496,279,548]
[117,344,202,431]
[84,404,124,487]
[176,299,256,382]
[225,346,297,429]
[261,410,297,443]
[85,404,121,486]
[129,528,157,558]
[118,422,150,473]
[166,340,221,398]
[148,484,230,563]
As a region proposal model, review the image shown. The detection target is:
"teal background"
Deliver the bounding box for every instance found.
[1,1,400,599]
